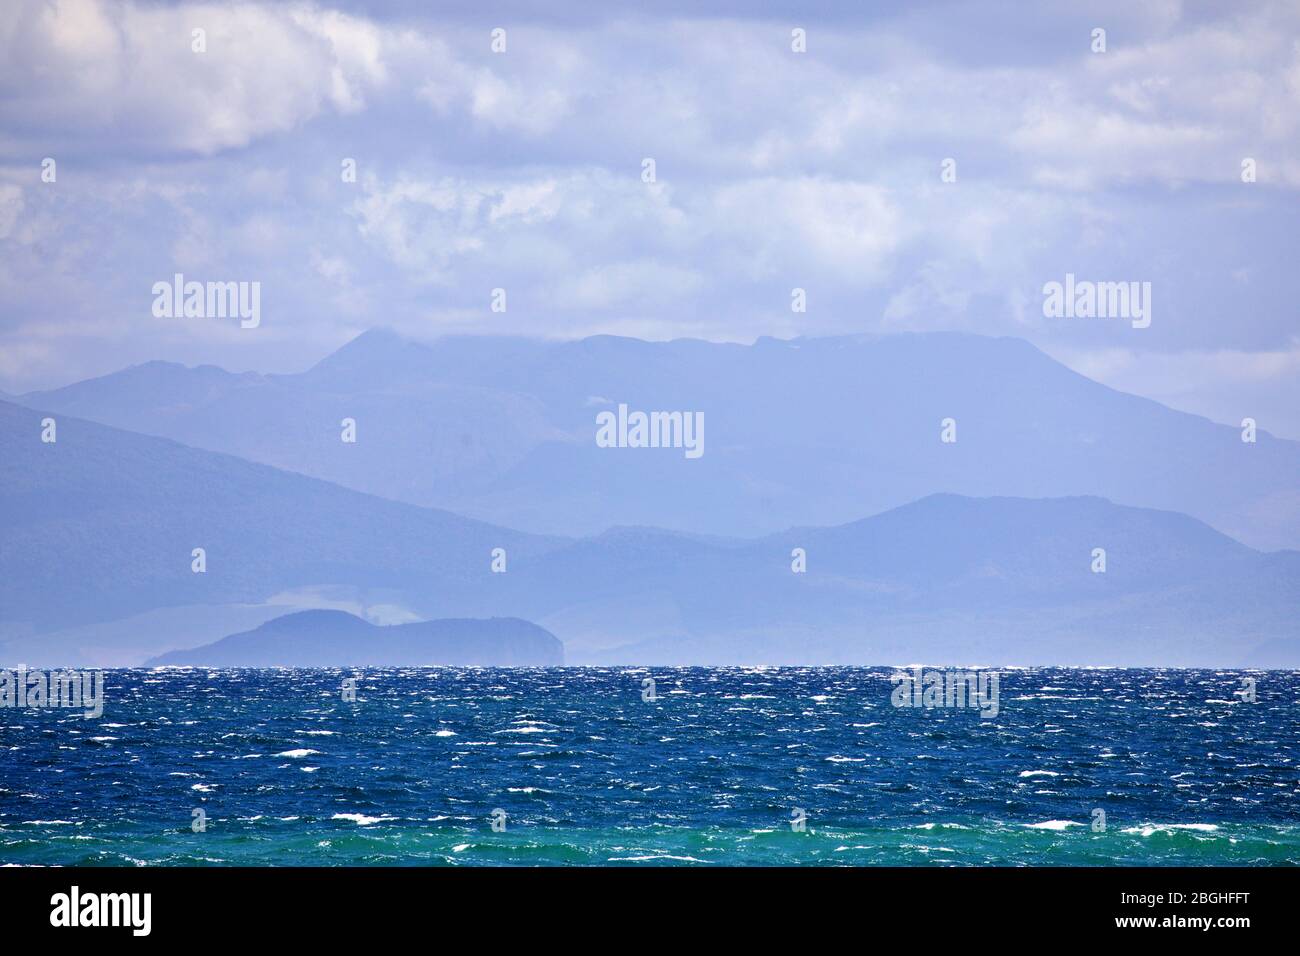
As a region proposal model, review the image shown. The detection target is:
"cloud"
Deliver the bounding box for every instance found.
[1,0,1299,439]
[0,183,24,239]
[550,260,706,311]
[1010,13,1300,188]
[346,167,686,283]
[0,0,392,156]
[706,177,905,287]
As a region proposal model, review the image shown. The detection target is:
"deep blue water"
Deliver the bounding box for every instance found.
[2,667,1297,865]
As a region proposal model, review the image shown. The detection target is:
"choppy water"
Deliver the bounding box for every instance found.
[2,667,1297,865]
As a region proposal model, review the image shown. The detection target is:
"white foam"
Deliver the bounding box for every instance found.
[1024,820,1081,830]
[1121,823,1221,837]
[331,813,395,826]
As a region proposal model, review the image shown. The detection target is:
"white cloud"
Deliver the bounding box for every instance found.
[710,178,902,281]
[0,184,23,240]
[2,0,1300,439]
[347,168,690,282]
[1012,11,1300,188]
[550,260,705,311]
[0,0,394,155]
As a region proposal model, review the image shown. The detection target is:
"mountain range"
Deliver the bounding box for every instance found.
[16,328,1300,552]
[3,361,1298,666]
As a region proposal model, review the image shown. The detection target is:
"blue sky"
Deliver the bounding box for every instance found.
[2,0,1298,435]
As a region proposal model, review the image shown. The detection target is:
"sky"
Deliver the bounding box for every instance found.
[1,0,1298,436]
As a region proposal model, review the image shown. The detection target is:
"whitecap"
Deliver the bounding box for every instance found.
[331,813,395,826]
[1023,820,1081,830]
[1121,823,1220,837]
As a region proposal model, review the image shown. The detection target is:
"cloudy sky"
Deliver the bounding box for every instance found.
[2,0,1298,435]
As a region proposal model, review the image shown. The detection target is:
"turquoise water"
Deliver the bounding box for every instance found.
[2,667,1297,865]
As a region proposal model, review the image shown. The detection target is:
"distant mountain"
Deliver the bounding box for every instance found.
[18,329,1300,551]
[4,399,1297,667]
[489,495,1300,667]
[146,609,563,666]
[0,399,563,636]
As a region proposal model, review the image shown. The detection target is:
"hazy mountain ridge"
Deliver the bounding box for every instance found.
[19,328,1300,551]
[0,399,565,632]
[495,494,1300,666]
[3,398,1297,666]
[146,609,563,666]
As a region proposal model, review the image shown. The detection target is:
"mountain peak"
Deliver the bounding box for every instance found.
[305,327,435,384]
